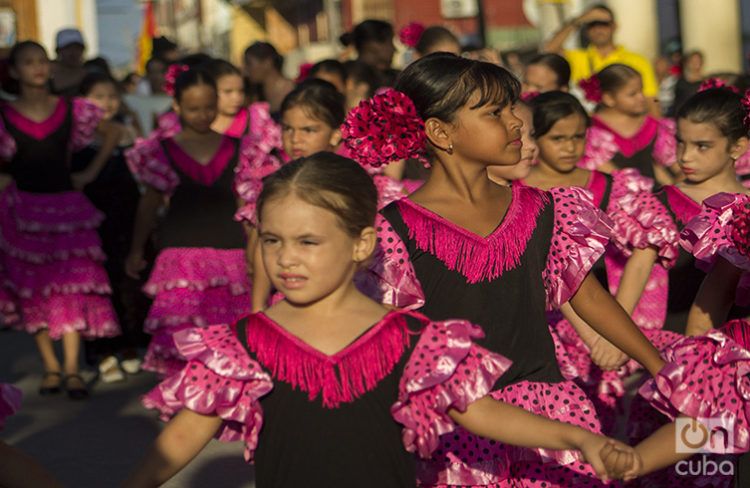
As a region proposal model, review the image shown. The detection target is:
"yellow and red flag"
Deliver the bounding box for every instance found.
[136,1,156,74]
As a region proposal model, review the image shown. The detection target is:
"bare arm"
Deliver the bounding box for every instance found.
[615,247,658,315]
[72,120,124,189]
[686,257,742,336]
[633,421,692,477]
[122,409,222,488]
[570,273,664,376]
[449,397,633,482]
[0,441,63,488]
[125,186,164,279]
[543,7,613,54]
[382,160,406,180]
[561,303,628,371]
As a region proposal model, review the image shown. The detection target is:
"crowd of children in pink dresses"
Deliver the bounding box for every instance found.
[2,15,750,488]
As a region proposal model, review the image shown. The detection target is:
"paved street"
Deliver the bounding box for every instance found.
[0,327,255,488]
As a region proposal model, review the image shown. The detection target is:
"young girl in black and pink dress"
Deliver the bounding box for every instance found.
[125,68,250,377]
[235,79,413,312]
[124,153,635,488]
[344,53,663,487]
[521,91,681,435]
[0,41,121,399]
[580,64,680,185]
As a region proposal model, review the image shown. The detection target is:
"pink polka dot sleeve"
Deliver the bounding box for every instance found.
[233,138,286,226]
[608,169,680,267]
[390,319,512,459]
[542,186,614,309]
[681,192,750,306]
[125,135,179,195]
[356,213,425,309]
[71,97,105,152]
[142,325,273,462]
[580,126,618,171]
[638,329,750,454]
[652,118,677,167]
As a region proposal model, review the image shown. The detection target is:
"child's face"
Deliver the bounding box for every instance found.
[523,64,561,93]
[677,118,745,183]
[216,74,245,117]
[12,46,50,88]
[86,82,120,121]
[605,76,647,116]
[282,105,341,159]
[449,92,523,167]
[259,193,371,306]
[313,71,345,94]
[174,84,217,133]
[536,113,587,173]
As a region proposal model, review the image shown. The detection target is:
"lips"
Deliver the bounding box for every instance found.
[278,273,307,289]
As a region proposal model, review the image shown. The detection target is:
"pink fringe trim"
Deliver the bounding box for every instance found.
[246,312,412,408]
[397,184,548,284]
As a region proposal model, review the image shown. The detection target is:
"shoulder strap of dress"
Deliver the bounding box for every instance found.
[599,172,614,211]
[233,316,252,355]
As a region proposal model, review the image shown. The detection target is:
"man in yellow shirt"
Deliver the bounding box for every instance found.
[543,4,660,116]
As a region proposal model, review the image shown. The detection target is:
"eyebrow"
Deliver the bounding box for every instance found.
[259,231,322,239]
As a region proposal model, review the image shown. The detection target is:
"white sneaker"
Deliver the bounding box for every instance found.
[120,357,143,375]
[99,356,126,383]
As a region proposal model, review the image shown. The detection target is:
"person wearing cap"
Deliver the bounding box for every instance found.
[51,28,87,96]
[543,4,660,116]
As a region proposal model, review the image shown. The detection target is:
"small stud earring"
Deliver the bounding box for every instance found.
[446,143,454,154]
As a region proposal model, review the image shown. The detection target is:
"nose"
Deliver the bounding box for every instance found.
[276,242,297,268]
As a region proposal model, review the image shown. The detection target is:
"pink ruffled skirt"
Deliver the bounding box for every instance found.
[141,247,251,376]
[0,185,119,339]
[416,380,609,488]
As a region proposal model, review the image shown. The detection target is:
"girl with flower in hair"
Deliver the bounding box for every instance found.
[125,67,252,377]
[580,63,680,185]
[0,41,121,399]
[399,22,461,60]
[235,78,414,312]
[520,91,681,436]
[124,153,636,488]
[345,52,664,487]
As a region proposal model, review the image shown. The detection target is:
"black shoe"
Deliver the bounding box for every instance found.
[38,371,62,395]
[63,374,89,400]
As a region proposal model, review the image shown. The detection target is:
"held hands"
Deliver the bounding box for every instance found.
[578,434,641,482]
[589,335,629,371]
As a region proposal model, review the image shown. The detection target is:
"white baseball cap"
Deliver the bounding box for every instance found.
[56,28,85,49]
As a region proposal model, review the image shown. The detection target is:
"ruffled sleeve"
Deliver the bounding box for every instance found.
[543,186,614,309]
[155,111,181,139]
[390,318,512,458]
[680,193,750,305]
[233,139,287,226]
[125,135,179,195]
[0,115,16,161]
[0,383,22,431]
[373,174,409,209]
[580,126,618,171]
[607,169,680,267]
[246,102,282,152]
[638,330,750,454]
[652,118,677,167]
[355,213,425,309]
[70,97,105,152]
[142,325,273,462]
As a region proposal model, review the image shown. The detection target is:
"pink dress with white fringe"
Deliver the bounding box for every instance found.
[580,115,676,181]
[142,310,510,487]
[125,134,251,376]
[544,170,681,435]
[0,97,119,339]
[360,184,614,487]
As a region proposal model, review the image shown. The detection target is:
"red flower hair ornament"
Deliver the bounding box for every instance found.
[341,88,429,170]
[730,197,750,257]
[579,75,602,103]
[698,77,739,93]
[164,63,190,97]
[399,22,425,49]
[295,62,314,84]
[742,89,750,131]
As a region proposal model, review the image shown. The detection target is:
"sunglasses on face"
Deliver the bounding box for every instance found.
[586,20,613,29]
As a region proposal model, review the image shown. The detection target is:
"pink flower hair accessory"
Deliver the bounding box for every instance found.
[295,62,314,84]
[579,75,602,103]
[698,77,739,93]
[742,89,750,131]
[342,88,428,170]
[399,22,425,49]
[164,63,190,97]
[730,197,750,257]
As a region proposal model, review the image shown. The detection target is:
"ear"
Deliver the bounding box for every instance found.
[601,92,616,108]
[730,136,749,160]
[424,117,452,152]
[172,100,181,116]
[329,127,342,147]
[352,226,377,264]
